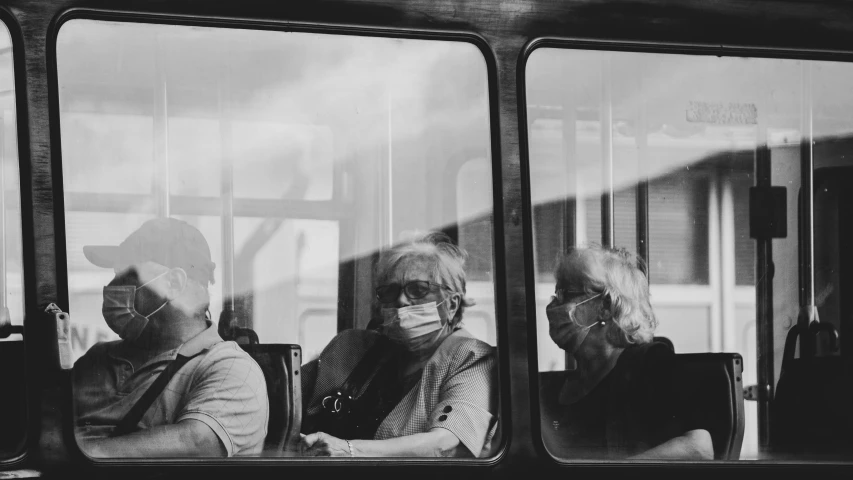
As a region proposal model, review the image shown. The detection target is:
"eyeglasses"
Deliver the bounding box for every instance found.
[375,280,451,303]
[567,293,603,326]
[549,290,604,327]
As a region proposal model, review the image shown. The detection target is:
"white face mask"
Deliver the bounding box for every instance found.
[102,270,172,342]
[381,300,453,353]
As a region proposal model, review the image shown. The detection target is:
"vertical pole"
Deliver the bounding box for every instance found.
[0,113,6,311]
[799,62,817,358]
[635,70,650,276]
[755,141,774,450]
[219,61,237,328]
[721,176,737,352]
[385,90,394,246]
[600,55,615,248]
[561,72,577,251]
[753,59,775,450]
[153,38,170,218]
[561,63,578,370]
[337,141,358,333]
[576,179,588,246]
[709,171,723,352]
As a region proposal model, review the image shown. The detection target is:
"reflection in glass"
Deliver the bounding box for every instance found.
[527,48,853,461]
[0,24,22,336]
[57,20,496,459]
[0,20,26,462]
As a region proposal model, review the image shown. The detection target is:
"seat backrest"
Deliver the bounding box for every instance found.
[538,352,744,460]
[0,340,27,459]
[653,336,675,352]
[673,353,745,460]
[771,355,853,458]
[770,324,853,459]
[240,344,302,456]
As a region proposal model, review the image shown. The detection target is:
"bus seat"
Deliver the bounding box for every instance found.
[538,352,744,460]
[770,323,853,459]
[218,308,260,345]
[239,344,302,456]
[0,340,27,458]
[674,353,745,460]
[654,336,675,352]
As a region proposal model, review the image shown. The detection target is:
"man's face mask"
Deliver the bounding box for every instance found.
[546,293,603,355]
[102,269,175,342]
[381,299,453,353]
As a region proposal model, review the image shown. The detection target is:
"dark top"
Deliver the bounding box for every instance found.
[540,342,689,459]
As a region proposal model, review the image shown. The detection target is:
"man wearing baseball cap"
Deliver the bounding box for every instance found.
[73,218,269,457]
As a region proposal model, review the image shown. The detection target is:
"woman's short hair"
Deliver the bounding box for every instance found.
[374,231,474,325]
[554,245,656,347]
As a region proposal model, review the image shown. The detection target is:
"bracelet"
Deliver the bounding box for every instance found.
[346,439,355,458]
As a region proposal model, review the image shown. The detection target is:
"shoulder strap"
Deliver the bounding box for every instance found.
[111,352,204,437]
[341,335,397,399]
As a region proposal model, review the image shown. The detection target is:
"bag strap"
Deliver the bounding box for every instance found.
[341,335,397,399]
[111,352,204,437]
[341,336,404,439]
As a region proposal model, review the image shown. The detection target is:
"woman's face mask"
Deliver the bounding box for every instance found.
[381,300,453,353]
[546,293,603,355]
[102,269,173,342]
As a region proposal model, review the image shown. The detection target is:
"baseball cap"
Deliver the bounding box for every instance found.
[83,217,216,285]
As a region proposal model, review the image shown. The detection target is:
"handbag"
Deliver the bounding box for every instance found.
[302,336,404,440]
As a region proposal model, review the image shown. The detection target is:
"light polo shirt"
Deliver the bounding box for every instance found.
[73,322,269,457]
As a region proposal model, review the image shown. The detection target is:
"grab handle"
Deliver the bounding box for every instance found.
[808,320,839,352]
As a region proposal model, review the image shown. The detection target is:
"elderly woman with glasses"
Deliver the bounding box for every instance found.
[298,231,498,458]
[540,245,713,460]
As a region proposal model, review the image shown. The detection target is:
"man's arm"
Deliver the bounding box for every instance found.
[79,419,226,458]
[629,428,714,460]
[175,346,269,456]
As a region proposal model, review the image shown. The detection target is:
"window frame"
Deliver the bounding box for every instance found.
[518,36,853,465]
[0,3,35,468]
[47,8,508,467]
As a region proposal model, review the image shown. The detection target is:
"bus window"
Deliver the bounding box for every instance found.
[526,48,853,462]
[57,20,497,460]
[0,20,25,463]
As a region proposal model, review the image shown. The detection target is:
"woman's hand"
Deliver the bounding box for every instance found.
[297,429,465,457]
[299,432,351,457]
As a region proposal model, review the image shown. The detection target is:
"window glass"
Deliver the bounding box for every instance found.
[58,20,497,460]
[527,48,853,462]
[457,157,496,345]
[0,21,25,462]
